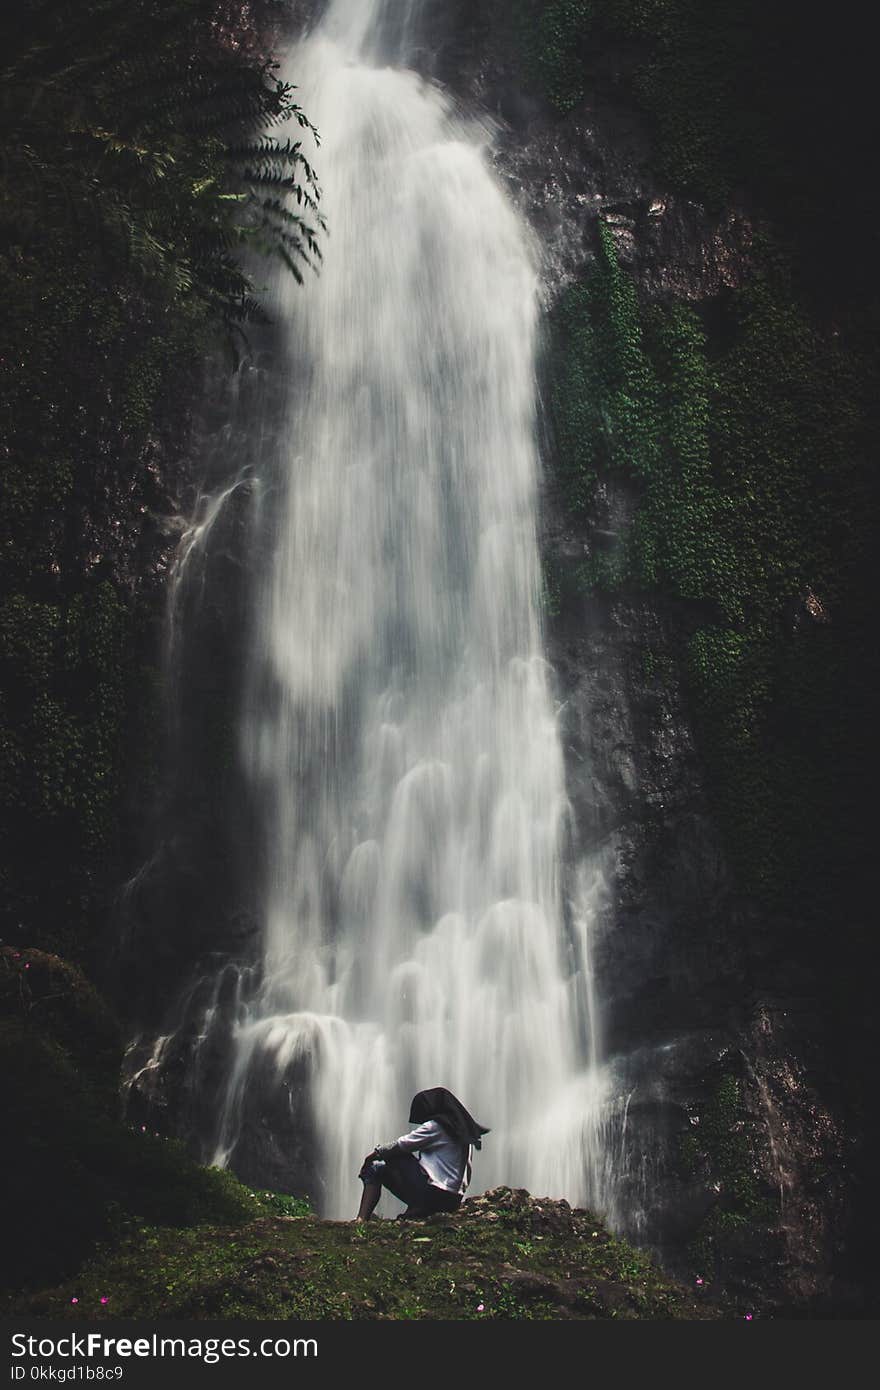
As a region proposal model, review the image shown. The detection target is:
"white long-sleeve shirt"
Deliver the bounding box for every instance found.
[391,1119,473,1195]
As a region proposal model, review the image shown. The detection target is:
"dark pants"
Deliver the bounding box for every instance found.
[359,1152,462,1215]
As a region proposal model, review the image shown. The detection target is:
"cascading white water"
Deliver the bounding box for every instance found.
[213,0,608,1217]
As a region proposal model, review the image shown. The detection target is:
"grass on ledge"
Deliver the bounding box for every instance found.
[7,1188,725,1321]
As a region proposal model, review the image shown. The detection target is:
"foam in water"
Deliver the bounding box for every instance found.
[207,0,608,1217]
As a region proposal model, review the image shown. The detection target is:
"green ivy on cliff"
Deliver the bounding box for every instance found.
[549,223,878,909]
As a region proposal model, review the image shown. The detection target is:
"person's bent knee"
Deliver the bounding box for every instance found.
[359,1158,385,1184]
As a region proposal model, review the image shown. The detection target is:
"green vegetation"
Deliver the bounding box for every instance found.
[1,1,323,330]
[0,946,309,1291]
[548,223,877,911]
[7,1188,721,1320]
[0,584,131,954]
[678,1073,775,1281]
[522,0,593,115]
[0,1,322,963]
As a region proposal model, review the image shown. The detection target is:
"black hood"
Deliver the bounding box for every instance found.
[409,1087,490,1149]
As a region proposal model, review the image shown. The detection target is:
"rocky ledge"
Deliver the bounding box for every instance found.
[10,1188,731,1321]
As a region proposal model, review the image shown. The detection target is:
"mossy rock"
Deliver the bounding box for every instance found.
[0,946,122,1103]
[0,949,287,1291]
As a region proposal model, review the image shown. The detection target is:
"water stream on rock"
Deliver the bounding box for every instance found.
[173,0,610,1219]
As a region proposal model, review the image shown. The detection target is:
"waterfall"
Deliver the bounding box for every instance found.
[197,0,607,1218]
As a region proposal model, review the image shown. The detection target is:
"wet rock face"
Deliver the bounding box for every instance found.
[493,112,757,305]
